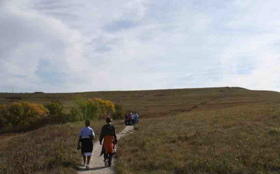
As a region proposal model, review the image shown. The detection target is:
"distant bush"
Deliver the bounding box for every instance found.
[45,100,67,124]
[113,104,126,119]
[0,102,50,132]
[70,97,118,121]
[45,100,64,116]
[91,98,115,119]
[0,98,124,133]
[0,104,8,131]
[85,99,100,119]
[70,96,98,121]
[69,107,81,122]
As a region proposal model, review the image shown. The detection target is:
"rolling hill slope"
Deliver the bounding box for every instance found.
[1,87,280,173]
[1,87,278,118]
[112,88,280,173]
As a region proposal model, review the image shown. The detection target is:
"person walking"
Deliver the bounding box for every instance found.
[77,120,95,169]
[99,116,117,167]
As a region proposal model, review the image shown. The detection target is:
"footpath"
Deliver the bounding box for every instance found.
[77,126,134,174]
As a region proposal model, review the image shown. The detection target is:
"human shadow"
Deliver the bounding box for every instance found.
[77,166,107,172]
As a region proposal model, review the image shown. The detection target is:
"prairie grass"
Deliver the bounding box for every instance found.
[0,119,125,174]
[116,102,280,173]
[0,87,247,118]
[1,87,280,173]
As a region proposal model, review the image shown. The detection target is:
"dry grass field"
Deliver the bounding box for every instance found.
[0,87,253,118]
[1,87,280,174]
[115,88,280,174]
[0,120,125,174]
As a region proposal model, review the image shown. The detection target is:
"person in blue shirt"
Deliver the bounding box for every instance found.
[77,120,95,169]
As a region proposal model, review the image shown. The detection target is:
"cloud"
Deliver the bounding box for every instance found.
[1,0,280,92]
[213,0,280,91]
[0,0,88,92]
[104,20,138,33]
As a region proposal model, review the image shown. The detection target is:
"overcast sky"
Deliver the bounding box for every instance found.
[1,0,280,92]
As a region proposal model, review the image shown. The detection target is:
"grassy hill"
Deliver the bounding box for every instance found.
[1,87,280,174]
[1,87,277,118]
[113,88,280,174]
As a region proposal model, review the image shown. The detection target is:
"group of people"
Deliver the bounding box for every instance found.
[77,116,117,169]
[125,112,140,125]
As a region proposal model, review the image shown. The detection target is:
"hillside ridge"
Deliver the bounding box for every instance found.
[1,87,279,118]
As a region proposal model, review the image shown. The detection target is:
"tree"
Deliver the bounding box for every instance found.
[113,104,126,119]
[45,100,64,116]
[70,97,116,120]
[90,98,115,119]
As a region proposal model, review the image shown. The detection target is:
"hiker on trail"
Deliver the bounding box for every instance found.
[135,113,140,124]
[77,120,95,169]
[125,114,128,120]
[99,116,117,167]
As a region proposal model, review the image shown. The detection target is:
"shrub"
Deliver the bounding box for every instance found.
[45,100,64,116]
[85,99,99,120]
[70,97,116,120]
[0,104,8,128]
[45,100,68,124]
[0,115,5,130]
[0,102,50,132]
[8,102,24,126]
[91,98,115,119]
[74,96,89,120]
[69,96,99,121]
[69,108,81,122]
[113,104,126,119]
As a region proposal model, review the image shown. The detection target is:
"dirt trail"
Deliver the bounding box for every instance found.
[77,126,134,174]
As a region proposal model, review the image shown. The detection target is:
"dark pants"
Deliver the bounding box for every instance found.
[104,153,114,165]
[81,138,93,155]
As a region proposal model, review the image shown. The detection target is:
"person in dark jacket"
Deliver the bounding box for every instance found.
[99,116,117,167]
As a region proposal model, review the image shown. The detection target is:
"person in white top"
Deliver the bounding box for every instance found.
[77,120,95,169]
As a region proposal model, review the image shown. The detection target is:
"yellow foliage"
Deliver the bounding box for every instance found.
[89,98,115,119]
[0,104,7,115]
[2,102,50,129]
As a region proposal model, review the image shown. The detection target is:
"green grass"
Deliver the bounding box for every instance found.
[0,119,125,174]
[115,97,280,173]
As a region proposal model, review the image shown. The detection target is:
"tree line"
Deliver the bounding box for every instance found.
[0,97,125,133]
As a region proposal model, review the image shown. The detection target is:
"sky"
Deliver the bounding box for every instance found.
[1,0,280,92]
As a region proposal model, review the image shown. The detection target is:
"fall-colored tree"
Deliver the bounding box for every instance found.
[70,97,116,120]
[90,98,115,119]
[0,104,7,131]
[45,100,64,116]
[113,103,126,119]
[0,102,49,132]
